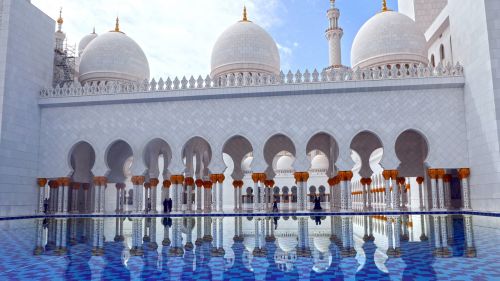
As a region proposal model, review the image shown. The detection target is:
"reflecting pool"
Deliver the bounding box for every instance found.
[0,214,499,280]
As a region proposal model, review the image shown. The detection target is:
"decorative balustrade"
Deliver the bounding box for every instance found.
[40,62,464,98]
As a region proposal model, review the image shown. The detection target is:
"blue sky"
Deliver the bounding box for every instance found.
[33,0,399,78]
[269,0,399,71]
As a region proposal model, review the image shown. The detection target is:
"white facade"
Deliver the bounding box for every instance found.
[0,0,499,215]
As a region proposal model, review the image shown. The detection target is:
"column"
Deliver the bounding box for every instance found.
[144,182,150,212]
[210,174,218,211]
[37,178,47,213]
[131,176,145,213]
[203,180,212,212]
[366,178,372,209]
[55,179,64,213]
[184,177,194,212]
[458,168,471,210]
[115,183,123,213]
[338,171,352,211]
[382,170,392,209]
[428,169,438,210]
[463,215,476,257]
[294,172,309,211]
[217,175,225,211]
[233,180,240,211]
[99,177,107,213]
[60,178,71,213]
[252,173,266,211]
[392,175,400,210]
[361,178,368,210]
[170,175,184,212]
[436,169,446,210]
[416,176,424,210]
[150,178,159,213]
[195,179,203,211]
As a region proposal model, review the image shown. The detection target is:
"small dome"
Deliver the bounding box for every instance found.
[278,235,298,253]
[351,11,427,69]
[79,30,149,84]
[276,155,294,171]
[310,154,329,170]
[78,31,98,56]
[211,12,280,79]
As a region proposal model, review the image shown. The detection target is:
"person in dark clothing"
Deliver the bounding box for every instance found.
[272,200,278,212]
[167,198,173,212]
[313,196,322,211]
[43,198,49,213]
[273,216,279,229]
[315,216,322,225]
[163,198,168,213]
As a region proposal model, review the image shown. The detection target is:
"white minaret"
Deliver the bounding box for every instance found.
[54,8,66,51]
[325,0,343,68]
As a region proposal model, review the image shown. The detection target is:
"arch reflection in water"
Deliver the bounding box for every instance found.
[26,214,488,279]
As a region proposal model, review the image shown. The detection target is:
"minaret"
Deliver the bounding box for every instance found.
[55,8,66,51]
[325,0,343,68]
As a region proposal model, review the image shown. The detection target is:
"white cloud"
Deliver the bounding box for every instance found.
[32,0,282,79]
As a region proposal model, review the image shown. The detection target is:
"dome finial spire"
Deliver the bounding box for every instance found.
[242,5,248,21]
[382,0,389,12]
[114,17,120,32]
[330,0,335,9]
[57,7,64,30]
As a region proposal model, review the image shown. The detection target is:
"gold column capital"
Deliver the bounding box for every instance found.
[162,180,171,188]
[458,168,470,179]
[37,178,47,187]
[150,178,160,187]
[131,176,145,185]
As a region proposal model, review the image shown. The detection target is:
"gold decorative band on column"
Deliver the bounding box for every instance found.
[458,168,470,179]
[203,180,213,189]
[195,179,204,188]
[58,177,71,187]
[144,182,151,189]
[162,180,171,189]
[37,178,47,188]
[365,178,372,185]
[397,177,405,185]
[48,180,59,189]
[93,176,107,186]
[184,177,195,186]
[150,178,159,187]
[338,171,352,181]
[82,183,90,190]
[72,182,81,190]
[170,175,185,185]
[131,176,145,185]
[416,176,424,184]
[232,180,244,188]
[436,169,445,179]
[116,183,126,189]
[264,179,275,188]
[382,170,392,180]
[390,170,398,180]
[252,173,266,183]
[210,174,225,184]
[294,172,309,182]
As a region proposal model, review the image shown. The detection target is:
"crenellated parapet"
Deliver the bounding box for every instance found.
[40,62,463,99]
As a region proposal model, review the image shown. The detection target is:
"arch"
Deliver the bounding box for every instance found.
[143,138,172,179]
[430,54,435,67]
[350,130,384,178]
[264,133,296,178]
[105,140,134,183]
[182,136,212,177]
[222,135,253,180]
[68,141,96,183]
[395,129,429,177]
[306,132,339,176]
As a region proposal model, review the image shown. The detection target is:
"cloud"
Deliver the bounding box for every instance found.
[32,0,282,79]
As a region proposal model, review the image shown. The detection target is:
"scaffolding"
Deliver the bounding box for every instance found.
[53,39,76,87]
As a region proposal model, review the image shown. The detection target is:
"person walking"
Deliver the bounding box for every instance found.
[272,200,279,212]
[163,198,168,213]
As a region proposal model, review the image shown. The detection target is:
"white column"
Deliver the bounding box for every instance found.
[253,179,259,211]
[417,177,424,210]
[383,171,391,209]
[437,170,445,210]
[233,181,238,211]
[151,183,158,213]
[57,182,64,213]
[328,179,334,210]
[62,180,69,213]
[429,171,438,210]
[186,182,193,211]
[367,179,372,209]
[212,177,218,211]
[37,179,47,213]
[196,180,202,211]
[218,180,223,211]
[459,168,471,210]
[393,178,400,210]
[115,184,121,212]
[346,177,352,210]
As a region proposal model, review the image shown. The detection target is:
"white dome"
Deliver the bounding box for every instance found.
[278,235,298,253]
[78,31,98,56]
[276,155,294,170]
[79,31,150,84]
[351,11,428,69]
[211,20,280,78]
[310,155,329,170]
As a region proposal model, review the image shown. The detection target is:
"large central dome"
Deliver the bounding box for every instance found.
[351,10,428,69]
[211,9,280,79]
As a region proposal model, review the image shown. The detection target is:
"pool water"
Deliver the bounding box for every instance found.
[0,214,499,280]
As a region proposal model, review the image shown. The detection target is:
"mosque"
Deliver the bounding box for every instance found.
[0,0,499,217]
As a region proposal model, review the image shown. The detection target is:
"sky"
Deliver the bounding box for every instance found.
[32,0,398,79]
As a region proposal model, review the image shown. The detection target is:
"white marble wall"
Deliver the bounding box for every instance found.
[0,0,54,216]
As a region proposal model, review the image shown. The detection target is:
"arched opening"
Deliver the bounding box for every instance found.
[223,135,253,209]
[264,134,296,179]
[430,54,435,67]
[105,140,134,212]
[182,136,212,207]
[143,138,172,210]
[395,129,430,209]
[439,44,445,62]
[68,141,96,213]
[350,131,383,179]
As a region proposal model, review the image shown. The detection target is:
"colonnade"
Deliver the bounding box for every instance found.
[36,168,472,214]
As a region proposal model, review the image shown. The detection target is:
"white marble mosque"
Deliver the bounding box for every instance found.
[1,0,500,217]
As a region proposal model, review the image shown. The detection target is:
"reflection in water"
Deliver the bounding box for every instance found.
[29,214,480,280]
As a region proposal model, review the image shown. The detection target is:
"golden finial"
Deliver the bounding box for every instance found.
[382,0,389,12]
[242,5,248,21]
[114,17,120,32]
[57,7,64,24]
